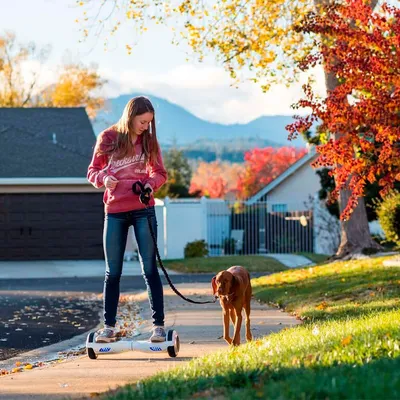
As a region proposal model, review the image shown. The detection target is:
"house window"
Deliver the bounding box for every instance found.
[272,204,288,212]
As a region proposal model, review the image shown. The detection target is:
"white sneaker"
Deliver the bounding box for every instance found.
[150,327,166,342]
[95,327,117,343]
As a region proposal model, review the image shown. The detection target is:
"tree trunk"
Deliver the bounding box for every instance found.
[314,0,382,259]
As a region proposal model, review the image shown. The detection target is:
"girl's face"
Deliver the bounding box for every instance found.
[132,112,153,136]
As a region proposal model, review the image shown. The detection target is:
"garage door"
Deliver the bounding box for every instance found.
[0,193,105,260]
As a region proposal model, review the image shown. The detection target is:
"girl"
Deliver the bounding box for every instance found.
[87,96,167,343]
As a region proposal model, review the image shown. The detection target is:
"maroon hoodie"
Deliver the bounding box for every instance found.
[87,129,167,213]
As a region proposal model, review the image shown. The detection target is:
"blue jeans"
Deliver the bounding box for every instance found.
[102,206,164,328]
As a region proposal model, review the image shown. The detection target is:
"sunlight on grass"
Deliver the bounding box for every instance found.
[252,256,400,321]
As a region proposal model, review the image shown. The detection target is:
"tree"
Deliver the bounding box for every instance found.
[0,31,105,117]
[156,148,194,198]
[80,0,315,90]
[287,0,399,257]
[81,0,384,258]
[41,64,105,119]
[189,161,245,198]
[316,168,400,222]
[238,147,307,198]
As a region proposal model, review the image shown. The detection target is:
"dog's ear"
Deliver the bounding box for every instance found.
[230,273,238,292]
[211,275,217,296]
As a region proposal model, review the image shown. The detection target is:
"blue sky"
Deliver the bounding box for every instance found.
[2,0,327,124]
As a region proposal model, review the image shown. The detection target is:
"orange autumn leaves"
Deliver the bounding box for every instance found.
[189,146,307,198]
[0,31,105,118]
[287,0,400,220]
[1,361,43,375]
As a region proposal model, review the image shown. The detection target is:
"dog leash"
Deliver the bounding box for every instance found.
[132,181,217,305]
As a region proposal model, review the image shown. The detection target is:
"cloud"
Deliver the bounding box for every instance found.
[99,63,327,124]
[19,60,58,94]
[20,59,326,125]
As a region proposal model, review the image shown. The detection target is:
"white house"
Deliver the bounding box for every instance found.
[245,148,384,255]
[246,149,320,211]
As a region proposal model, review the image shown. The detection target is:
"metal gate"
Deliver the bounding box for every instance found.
[206,200,313,255]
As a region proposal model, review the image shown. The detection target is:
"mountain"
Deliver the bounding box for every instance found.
[92,93,307,150]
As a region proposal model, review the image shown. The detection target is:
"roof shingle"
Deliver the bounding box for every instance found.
[0,108,96,178]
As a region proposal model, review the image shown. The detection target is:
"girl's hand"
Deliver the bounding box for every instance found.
[104,175,119,190]
[144,183,153,193]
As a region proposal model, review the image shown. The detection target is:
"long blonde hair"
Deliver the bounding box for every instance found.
[98,96,159,164]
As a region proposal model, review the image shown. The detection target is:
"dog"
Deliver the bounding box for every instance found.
[211,265,252,346]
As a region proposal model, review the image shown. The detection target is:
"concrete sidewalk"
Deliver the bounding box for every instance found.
[0,283,300,400]
[264,253,314,268]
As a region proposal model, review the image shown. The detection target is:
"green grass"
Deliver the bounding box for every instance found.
[252,257,400,322]
[161,255,287,273]
[106,256,400,400]
[295,252,330,264]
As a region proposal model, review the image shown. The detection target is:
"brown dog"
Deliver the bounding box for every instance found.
[212,265,252,346]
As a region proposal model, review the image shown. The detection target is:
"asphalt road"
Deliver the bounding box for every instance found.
[0,291,101,363]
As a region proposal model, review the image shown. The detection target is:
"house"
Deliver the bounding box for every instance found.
[245,149,334,254]
[0,108,104,260]
[247,148,320,211]
[245,148,383,255]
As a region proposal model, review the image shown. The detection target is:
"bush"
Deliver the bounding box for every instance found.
[377,192,400,246]
[371,234,398,251]
[184,240,209,258]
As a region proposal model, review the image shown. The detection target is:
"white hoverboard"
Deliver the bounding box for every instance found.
[86,329,180,359]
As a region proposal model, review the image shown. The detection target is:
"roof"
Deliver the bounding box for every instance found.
[246,148,318,205]
[0,108,96,178]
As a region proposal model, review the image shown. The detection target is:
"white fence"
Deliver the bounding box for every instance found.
[125,196,338,259]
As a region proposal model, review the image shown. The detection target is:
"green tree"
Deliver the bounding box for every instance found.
[156,148,194,198]
[317,168,400,223]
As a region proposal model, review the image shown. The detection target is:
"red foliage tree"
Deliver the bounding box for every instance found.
[287,0,400,221]
[237,147,308,198]
[189,161,245,198]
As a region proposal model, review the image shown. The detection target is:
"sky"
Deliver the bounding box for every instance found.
[0,0,328,124]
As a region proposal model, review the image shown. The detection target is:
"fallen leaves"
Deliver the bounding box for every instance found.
[0,293,102,362]
[1,360,45,375]
[0,293,142,375]
[341,335,352,346]
[315,301,328,311]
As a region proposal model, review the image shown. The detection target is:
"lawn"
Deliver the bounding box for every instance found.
[294,252,330,264]
[106,256,400,400]
[161,255,287,273]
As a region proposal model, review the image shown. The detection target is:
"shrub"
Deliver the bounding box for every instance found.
[376,192,400,246]
[184,240,209,258]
